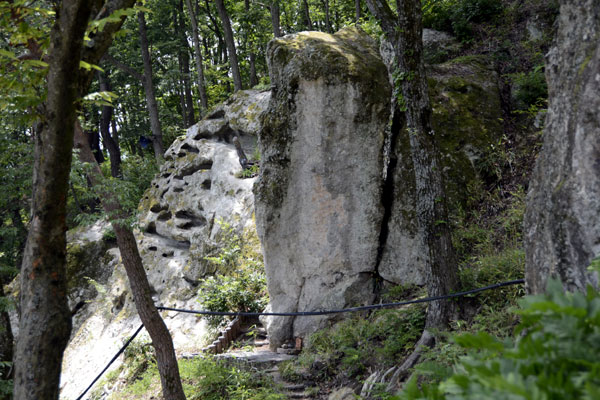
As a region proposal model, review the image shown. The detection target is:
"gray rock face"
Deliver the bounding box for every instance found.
[255,27,390,349]
[524,0,600,294]
[59,90,268,399]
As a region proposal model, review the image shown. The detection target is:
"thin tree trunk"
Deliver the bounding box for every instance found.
[301,0,312,29]
[271,0,282,36]
[138,11,165,162]
[244,0,259,86]
[73,122,186,400]
[355,0,361,22]
[185,0,209,112]
[13,2,94,398]
[0,283,14,400]
[97,71,122,177]
[176,1,196,126]
[365,0,458,331]
[323,0,331,32]
[215,0,243,91]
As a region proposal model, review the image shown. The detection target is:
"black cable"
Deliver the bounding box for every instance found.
[76,278,524,399]
[76,324,144,400]
[157,279,525,317]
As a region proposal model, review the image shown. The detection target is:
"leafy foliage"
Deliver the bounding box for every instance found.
[197,220,268,329]
[182,357,285,400]
[423,0,504,41]
[399,279,600,400]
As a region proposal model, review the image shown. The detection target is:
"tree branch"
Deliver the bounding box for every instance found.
[104,53,144,82]
[365,0,398,38]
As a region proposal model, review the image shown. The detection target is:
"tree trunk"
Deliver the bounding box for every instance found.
[73,123,186,400]
[185,0,209,112]
[97,70,122,177]
[524,0,600,294]
[215,0,243,91]
[245,0,259,87]
[0,283,14,400]
[176,1,196,127]
[271,1,282,37]
[301,0,312,29]
[13,2,94,398]
[138,11,165,162]
[365,0,458,330]
[355,0,361,22]
[323,0,331,32]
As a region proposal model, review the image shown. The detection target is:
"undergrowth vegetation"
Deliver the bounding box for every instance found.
[197,219,268,330]
[90,341,284,400]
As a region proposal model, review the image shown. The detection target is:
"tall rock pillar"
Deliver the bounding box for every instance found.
[254,27,390,348]
[524,0,600,293]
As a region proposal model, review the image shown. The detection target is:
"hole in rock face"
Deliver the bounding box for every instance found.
[175,210,207,229]
[173,187,184,193]
[201,179,212,190]
[145,222,157,234]
[181,143,199,153]
[150,203,168,213]
[173,161,213,179]
[157,211,172,221]
[148,246,158,251]
[207,109,225,119]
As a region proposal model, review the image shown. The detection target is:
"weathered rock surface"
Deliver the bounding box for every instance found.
[378,52,504,286]
[256,28,505,348]
[255,27,390,349]
[524,0,600,293]
[58,90,268,399]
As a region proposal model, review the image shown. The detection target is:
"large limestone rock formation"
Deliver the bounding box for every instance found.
[58,89,268,400]
[524,0,600,294]
[255,27,391,349]
[256,28,505,348]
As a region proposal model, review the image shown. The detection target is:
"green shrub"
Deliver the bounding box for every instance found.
[183,357,285,400]
[198,220,268,329]
[423,0,503,41]
[510,66,548,110]
[399,279,600,399]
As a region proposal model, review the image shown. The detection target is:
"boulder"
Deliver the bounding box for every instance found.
[255,27,390,349]
[524,0,600,293]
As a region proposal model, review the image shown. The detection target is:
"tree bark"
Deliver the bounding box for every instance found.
[355,0,361,22]
[271,1,282,37]
[0,283,13,400]
[97,70,122,177]
[138,11,165,162]
[365,0,458,331]
[215,0,243,91]
[176,1,196,127]
[73,123,186,400]
[185,0,209,112]
[245,0,259,87]
[13,2,94,398]
[301,0,312,29]
[322,0,332,32]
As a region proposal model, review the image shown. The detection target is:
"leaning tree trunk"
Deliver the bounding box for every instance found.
[185,0,209,111]
[138,11,165,162]
[215,0,243,91]
[13,2,93,398]
[366,0,458,339]
[524,0,600,294]
[73,123,186,400]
